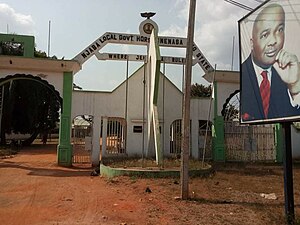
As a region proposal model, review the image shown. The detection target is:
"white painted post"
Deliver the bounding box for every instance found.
[102,116,108,159]
[91,117,101,166]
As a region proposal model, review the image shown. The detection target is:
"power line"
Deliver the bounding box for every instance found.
[252,0,265,3]
[224,0,254,11]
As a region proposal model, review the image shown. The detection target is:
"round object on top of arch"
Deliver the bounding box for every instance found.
[139,19,159,37]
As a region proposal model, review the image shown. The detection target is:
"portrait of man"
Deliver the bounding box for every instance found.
[240,1,300,123]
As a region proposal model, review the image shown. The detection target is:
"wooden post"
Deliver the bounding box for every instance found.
[181,0,196,200]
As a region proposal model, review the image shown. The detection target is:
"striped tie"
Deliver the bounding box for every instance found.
[260,70,270,118]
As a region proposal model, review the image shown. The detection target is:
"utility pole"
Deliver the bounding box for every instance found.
[48,20,51,57]
[181,0,196,200]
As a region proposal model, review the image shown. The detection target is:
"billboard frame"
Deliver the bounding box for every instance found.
[239,0,300,124]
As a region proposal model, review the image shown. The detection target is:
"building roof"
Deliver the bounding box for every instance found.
[203,70,240,84]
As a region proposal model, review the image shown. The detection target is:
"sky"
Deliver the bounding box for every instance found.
[0,0,262,91]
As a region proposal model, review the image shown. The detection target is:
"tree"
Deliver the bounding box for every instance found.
[0,40,60,145]
[223,103,239,121]
[34,48,47,58]
[0,41,56,59]
[0,82,12,145]
[1,78,60,146]
[0,41,24,56]
[190,83,212,97]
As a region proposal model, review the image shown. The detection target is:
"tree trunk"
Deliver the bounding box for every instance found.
[22,131,39,146]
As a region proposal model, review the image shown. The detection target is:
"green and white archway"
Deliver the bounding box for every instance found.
[72,18,214,166]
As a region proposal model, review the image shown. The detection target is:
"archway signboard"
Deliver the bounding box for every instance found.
[73,31,213,73]
[71,17,215,165]
[95,52,186,65]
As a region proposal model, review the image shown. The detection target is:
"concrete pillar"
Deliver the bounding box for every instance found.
[57,71,73,166]
[102,116,108,158]
[212,81,225,162]
[91,116,101,166]
[213,116,225,162]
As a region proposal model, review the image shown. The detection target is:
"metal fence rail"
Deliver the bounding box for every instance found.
[105,117,127,155]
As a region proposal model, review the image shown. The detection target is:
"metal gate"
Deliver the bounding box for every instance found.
[72,115,93,165]
[198,120,212,160]
[224,121,276,161]
[221,90,276,162]
[170,119,182,155]
[102,117,127,155]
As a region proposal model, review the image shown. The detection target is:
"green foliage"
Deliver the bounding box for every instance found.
[223,103,239,121]
[191,83,212,97]
[1,80,60,139]
[0,41,57,59]
[34,48,47,58]
[293,122,300,130]
[0,41,24,56]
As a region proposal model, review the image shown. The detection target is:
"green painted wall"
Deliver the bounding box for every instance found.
[0,33,34,58]
[57,72,73,166]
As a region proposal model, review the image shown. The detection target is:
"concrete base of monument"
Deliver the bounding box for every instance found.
[100,162,214,178]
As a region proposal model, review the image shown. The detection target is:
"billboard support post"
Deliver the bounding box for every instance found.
[275,124,283,163]
[282,122,295,224]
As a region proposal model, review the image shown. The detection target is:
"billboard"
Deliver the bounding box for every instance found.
[239,0,300,124]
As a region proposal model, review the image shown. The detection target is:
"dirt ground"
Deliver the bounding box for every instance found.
[0,144,300,225]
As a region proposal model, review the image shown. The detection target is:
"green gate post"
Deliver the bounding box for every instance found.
[57,71,73,166]
[212,81,225,162]
[212,116,225,162]
[275,123,283,163]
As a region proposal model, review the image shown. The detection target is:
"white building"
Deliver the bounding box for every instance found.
[72,65,212,165]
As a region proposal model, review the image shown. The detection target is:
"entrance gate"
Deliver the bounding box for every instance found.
[71,15,214,164]
[101,117,127,156]
[170,119,182,155]
[198,120,212,160]
[224,122,276,161]
[72,115,93,165]
[222,91,276,162]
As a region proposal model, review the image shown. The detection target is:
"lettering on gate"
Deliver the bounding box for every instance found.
[75,32,213,73]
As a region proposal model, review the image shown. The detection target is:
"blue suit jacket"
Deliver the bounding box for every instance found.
[241,55,299,122]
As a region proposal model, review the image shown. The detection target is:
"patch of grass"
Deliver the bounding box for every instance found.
[0,147,18,157]
[106,158,211,170]
[105,177,120,184]
[130,176,138,182]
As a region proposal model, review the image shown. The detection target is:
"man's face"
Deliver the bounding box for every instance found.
[251,5,285,68]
